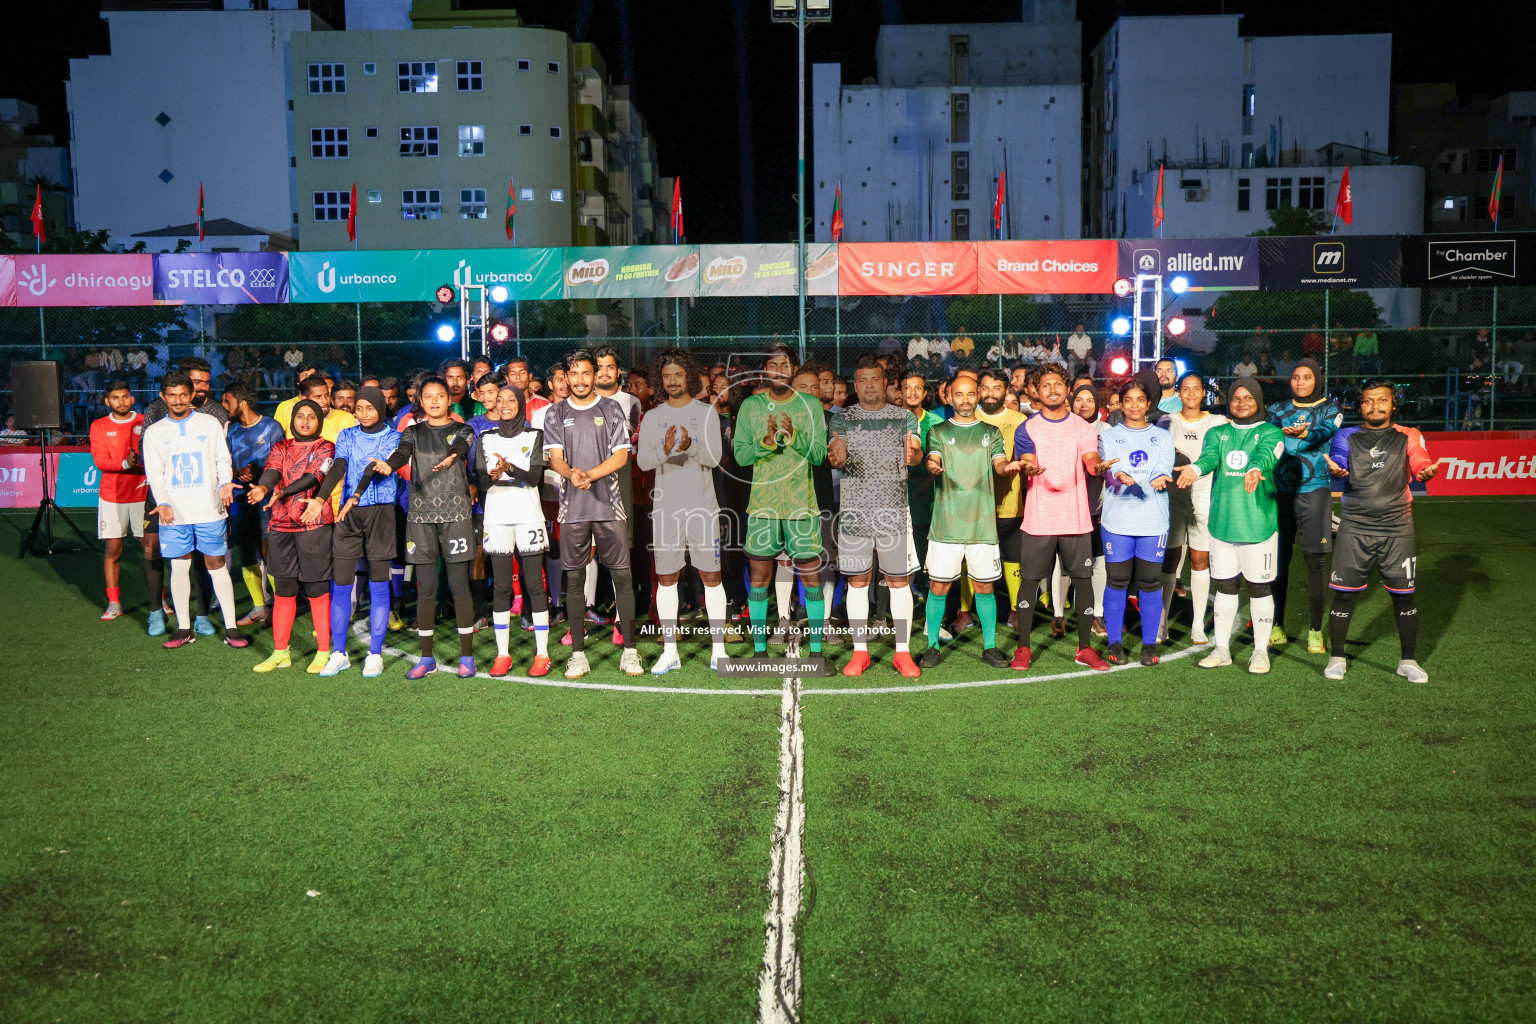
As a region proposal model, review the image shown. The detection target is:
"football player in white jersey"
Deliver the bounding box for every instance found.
[1157,372,1228,643]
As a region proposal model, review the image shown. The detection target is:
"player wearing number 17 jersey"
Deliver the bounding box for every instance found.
[1323,381,1439,684]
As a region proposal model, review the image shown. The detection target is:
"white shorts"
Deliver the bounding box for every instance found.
[839,526,919,577]
[1209,532,1279,584]
[925,540,1003,583]
[98,498,145,540]
[651,508,722,575]
[1168,490,1211,550]
[483,521,549,556]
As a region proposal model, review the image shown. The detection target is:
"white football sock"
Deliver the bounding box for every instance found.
[584,560,598,606]
[1091,556,1106,616]
[846,584,869,652]
[533,610,550,656]
[775,562,794,619]
[1190,568,1212,636]
[1213,591,1240,649]
[170,558,192,630]
[208,564,238,632]
[1050,557,1066,614]
[1250,593,1275,651]
[657,583,679,655]
[493,610,511,657]
[704,584,728,659]
[889,584,914,653]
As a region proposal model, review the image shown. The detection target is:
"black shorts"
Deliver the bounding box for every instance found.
[1020,530,1095,581]
[1279,488,1333,554]
[559,519,630,572]
[406,518,476,565]
[266,526,334,583]
[142,495,159,535]
[334,503,397,564]
[1330,529,1416,593]
[996,516,1023,563]
[227,507,264,562]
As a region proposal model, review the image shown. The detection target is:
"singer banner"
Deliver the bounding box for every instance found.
[836,242,979,296]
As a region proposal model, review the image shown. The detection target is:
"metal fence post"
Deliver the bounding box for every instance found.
[38,308,45,358]
[1323,288,1330,385]
[1490,286,1499,430]
[355,301,363,378]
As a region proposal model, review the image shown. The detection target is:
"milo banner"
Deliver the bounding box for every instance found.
[288,250,426,302]
[693,244,800,297]
[153,251,289,304]
[561,245,700,299]
[421,248,563,301]
[1401,233,1536,286]
[1118,238,1260,291]
[805,242,838,296]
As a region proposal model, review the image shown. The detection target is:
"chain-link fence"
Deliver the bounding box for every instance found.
[4,284,1535,440]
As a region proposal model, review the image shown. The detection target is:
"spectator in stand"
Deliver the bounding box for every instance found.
[1330,322,1355,373]
[1274,348,1298,379]
[1353,328,1380,376]
[1508,331,1535,391]
[907,335,930,363]
[1301,323,1325,360]
[126,347,151,391]
[878,335,904,358]
[930,335,952,372]
[1067,324,1094,377]
[280,346,304,393]
[1234,354,1259,378]
[950,328,975,363]
[1,410,27,444]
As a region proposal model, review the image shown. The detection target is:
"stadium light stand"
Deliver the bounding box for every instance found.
[489,322,511,344]
[1112,277,1134,298]
[772,0,829,363]
[436,284,456,304]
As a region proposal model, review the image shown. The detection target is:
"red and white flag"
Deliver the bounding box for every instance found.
[347,183,357,242]
[30,184,44,245]
[1153,165,1165,229]
[1334,165,1353,226]
[993,169,1006,234]
[670,177,684,241]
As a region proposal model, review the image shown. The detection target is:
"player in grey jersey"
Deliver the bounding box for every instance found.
[635,349,729,673]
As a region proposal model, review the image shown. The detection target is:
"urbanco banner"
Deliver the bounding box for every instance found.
[288,250,427,302]
[422,248,563,301]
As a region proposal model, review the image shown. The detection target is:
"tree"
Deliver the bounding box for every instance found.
[1250,205,1329,237]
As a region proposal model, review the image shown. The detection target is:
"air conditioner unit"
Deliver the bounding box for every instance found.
[955,184,970,197]
[1184,188,1207,202]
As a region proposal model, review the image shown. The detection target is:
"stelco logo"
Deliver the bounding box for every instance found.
[704,257,746,284]
[317,260,398,294]
[453,259,535,288]
[566,258,609,286]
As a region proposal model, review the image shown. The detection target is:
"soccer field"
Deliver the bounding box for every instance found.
[2,498,1533,1023]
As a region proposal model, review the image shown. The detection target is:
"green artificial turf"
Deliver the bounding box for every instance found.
[1,499,1533,1022]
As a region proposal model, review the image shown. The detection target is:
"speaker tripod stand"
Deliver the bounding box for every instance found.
[21,431,95,559]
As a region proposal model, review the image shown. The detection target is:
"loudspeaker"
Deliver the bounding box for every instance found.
[10,361,66,430]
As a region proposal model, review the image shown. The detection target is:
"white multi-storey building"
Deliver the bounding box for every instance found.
[812,1,1083,242]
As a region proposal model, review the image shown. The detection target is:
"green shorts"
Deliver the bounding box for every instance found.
[746,514,824,561]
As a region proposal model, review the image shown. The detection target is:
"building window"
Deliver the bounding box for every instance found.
[1241,84,1255,136]
[456,60,483,91]
[458,124,485,156]
[517,59,531,71]
[1476,148,1517,173]
[402,188,442,219]
[366,190,382,203]
[519,124,533,136]
[365,126,379,140]
[1478,195,1517,221]
[550,188,565,202]
[519,187,535,201]
[1237,177,1250,212]
[399,125,439,157]
[949,35,968,86]
[460,188,488,219]
[310,127,348,159]
[1434,196,1467,223]
[1240,142,1255,169]
[363,62,377,75]
[397,61,438,93]
[1297,176,1325,209]
[951,151,970,201]
[307,63,345,94]
[1264,176,1292,211]
[951,209,970,241]
[549,125,562,139]
[950,93,969,144]
[547,61,561,74]
[313,190,350,221]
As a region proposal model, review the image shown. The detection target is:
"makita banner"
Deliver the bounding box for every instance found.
[837,242,978,296]
[13,254,155,306]
[1257,235,1402,289]
[977,240,1118,294]
[1118,238,1260,290]
[1401,233,1536,286]
[0,256,13,307]
[421,248,563,301]
[1420,432,1536,496]
[153,252,289,304]
[693,244,800,297]
[288,250,426,302]
[561,245,700,300]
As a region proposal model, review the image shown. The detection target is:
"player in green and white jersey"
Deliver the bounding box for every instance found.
[733,342,829,657]
[921,374,1024,669]
[1176,377,1286,674]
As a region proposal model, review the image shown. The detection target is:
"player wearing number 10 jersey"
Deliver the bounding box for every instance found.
[1323,381,1440,684]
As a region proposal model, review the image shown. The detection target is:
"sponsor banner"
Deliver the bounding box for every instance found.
[1420,431,1536,496]
[421,248,563,301]
[837,242,978,296]
[288,250,426,302]
[1118,238,1260,291]
[0,449,45,508]
[561,245,700,299]
[54,452,99,506]
[1257,235,1402,289]
[693,244,801,297]
[0,448,120,508]
[153,251,289,304]
[0,256,14,307]
[13,254,155,307]
[805,242,838,296]
[977,240,1118,294]
[1401,233,1536,286]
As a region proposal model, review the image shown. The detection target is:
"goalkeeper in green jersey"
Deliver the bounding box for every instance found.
[733,342,829,658]
[1176,377,1286,675]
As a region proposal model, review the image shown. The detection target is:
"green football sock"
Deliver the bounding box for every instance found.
[805,596,825,654]
[976,591,998,649]
[926,589,947,646]
[749,586,771,652]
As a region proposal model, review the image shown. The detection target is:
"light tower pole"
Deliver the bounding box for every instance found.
[774,1,830,363]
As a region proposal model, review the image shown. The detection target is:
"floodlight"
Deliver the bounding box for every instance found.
[1170,276,1189,295]
[1166,316,1188,337]
[1109,356,1130,375]
[1110,316,1131,336]
[436,323,457,342]
[1112,277,1133,298]
[490,285,509,303]
[436,284,456,304]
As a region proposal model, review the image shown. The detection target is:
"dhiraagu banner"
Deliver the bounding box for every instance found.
[422,248,563,300]
[562,245,700,299]
[288,250,426,302]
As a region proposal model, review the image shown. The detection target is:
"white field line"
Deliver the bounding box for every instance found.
[758,672,806,1024]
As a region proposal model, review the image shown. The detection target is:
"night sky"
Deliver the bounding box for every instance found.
[5,0,1534,243]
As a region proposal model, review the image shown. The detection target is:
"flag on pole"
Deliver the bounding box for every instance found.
[670,177,683,241]
[993,168,1006,235]
[30,184,44,245]
[1334,165,1353,226]
[197,182,205,242]
[830,181,844,242]
[505,178,517,243]
[1489,154,1504,229]
[1152,165,1165,229]
[347,183,357,242]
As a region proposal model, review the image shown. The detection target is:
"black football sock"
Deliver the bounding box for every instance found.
[565,570,587,653]
[611,570,636,647]
[1328,591,1357,658]
[143,554,165,609]
[1391,591,1418,661]
[1015,578,1043,644]
[1072,578,1095,647]
[447,561,475,657]
[1304,551,1328,632]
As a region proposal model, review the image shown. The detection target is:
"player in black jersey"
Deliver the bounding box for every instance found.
[381,376,479,678]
